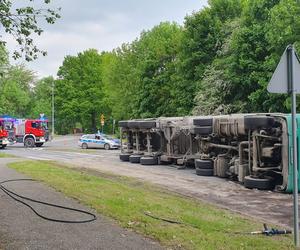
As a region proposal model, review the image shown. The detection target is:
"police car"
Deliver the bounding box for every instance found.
[78,134,120,150]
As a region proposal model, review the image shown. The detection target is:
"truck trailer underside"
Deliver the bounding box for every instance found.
[119,114,290,191]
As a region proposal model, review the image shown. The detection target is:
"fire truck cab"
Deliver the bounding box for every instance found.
[0,118,9,149]
[15,119,46,147]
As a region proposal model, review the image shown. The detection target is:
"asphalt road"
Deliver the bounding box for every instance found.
[0,158,161,250]
[3,135,297,230]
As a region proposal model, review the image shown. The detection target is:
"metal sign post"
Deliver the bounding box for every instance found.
[268,45,300,247]
[288,46,299,247]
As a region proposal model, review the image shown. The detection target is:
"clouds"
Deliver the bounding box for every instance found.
[6,0,207,78]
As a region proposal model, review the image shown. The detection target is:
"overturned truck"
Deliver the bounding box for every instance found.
[119,113,297,192]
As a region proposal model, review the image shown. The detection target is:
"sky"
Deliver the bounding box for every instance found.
[5,0,207,78]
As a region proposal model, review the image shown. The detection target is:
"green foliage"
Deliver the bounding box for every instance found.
[193,0,299,115]
[55,49,107,134]
[0,0,60,61]
[30,76,54,118]
[0,64,34,117]
[103,22,184,120]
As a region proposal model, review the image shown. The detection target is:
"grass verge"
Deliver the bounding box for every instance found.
[0,152,15,158]
[8,161,292,250]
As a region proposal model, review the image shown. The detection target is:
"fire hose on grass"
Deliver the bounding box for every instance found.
[144,211,292,237]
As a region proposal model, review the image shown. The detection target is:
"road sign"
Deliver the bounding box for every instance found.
[268,45,300,93]
[100,114,105,124]
[268,45,300,247]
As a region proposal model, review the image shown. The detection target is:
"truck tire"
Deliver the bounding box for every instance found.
[0,145,6,149]
[244,116,275,130]
[24,137,35,148]
[244,176,275,190]
[193,118,213,126]
[195,159,213,169]
[128,121,140,129]
[120,153,131,162]
[35,143,44,147]
[190,126,212,135]
[140,156,158,165]
[118,121,128,128]
[196,168,214,176]
[138,121,156,129]
[129,154,142,163]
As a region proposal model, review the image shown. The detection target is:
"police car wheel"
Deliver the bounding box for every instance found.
[104,143,110,150]
[82,143,88,149]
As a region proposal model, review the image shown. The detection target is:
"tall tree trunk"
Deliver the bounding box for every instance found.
[91,111,96,133]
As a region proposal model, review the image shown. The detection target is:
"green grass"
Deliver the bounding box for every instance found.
[8,161,292,250]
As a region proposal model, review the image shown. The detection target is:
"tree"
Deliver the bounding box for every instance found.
[0,0,60,61]
[56,49,106,134]
[134,22,183,118]
[177,0,243,115]
[0,64,34,116]
[102,22,183,119]
[30,76,54,118]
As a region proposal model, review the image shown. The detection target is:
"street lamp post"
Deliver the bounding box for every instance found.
[51,80,55,139]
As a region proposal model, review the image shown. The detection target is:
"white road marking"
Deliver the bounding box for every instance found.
[27,156,51,161]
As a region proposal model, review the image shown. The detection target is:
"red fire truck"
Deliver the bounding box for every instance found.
[0,118,9,149]
[14,119,46,147]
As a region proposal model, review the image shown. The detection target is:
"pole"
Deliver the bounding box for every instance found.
[52,80,55,139]
[112,119,115,135]
[288,45,299,247]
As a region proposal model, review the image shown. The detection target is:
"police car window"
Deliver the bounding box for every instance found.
[95,135,100,140]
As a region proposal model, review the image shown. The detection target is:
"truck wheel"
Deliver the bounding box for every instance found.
[118,121,129,128]
[35,143,44,147]
[82,143,88,149]
[24,137,35,148]
[193,118,213,126]
[0,145,6,149]
[128,121,140,129]
[138,121,156,129]
[129,154,142,163]
[119,153,131,162]
[104,143,110,150]
[140,156,158,165]
[196,168,214,176]
[244,176,275,190]
[244,116,275,130]
[195,159,213,169]
[190,126,212,135]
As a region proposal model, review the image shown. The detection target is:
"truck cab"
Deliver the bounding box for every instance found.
[0,118,9,149]
[37,119,50,141]
[15,119,46,147]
